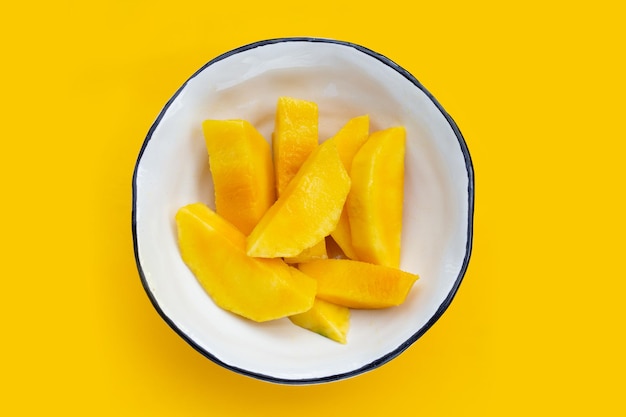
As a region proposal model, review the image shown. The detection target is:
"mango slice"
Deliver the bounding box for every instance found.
[273,97,319,196]
[347,127,406,268]
[298,259,418,309]
[202,119,275,235]
[325,115,370,260]
[289,298,350,344]
[246,139,351,258]
[176,203,316,322]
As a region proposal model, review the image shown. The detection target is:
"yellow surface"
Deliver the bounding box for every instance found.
[1,1,624,415]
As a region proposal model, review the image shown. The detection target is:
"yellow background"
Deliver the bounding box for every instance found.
[2,1,624,415]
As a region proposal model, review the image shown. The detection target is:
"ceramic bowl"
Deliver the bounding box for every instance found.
[132,37,474,384]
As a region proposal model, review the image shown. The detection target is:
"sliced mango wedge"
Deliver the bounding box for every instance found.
[202,119,275,235]
[298,259,418,309]
[176,203,316,322]
[273,96,319,196]
[347,126,406,268]
[246,139,351,258]
[325,115,370,260]
[289,298,350,344]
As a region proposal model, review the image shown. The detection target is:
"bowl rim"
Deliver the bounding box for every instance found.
[131,36,475,385]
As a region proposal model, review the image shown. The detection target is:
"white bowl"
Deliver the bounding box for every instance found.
[132,38,474,384]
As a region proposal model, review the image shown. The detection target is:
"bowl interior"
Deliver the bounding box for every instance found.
[133,39,472,383]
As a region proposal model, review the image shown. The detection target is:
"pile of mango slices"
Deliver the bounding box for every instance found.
[176,97,419,344]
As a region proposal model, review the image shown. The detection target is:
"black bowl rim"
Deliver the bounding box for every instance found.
[131,36,475,385]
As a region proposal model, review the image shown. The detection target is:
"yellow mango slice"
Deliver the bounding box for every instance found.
[289,298,350,344]
[273,97,318,196]
[325,115,370,260]
[202,119,275,235]
[347,127,406,268]
[330,115,371,177]
[298,259,418,309]
[176,203,316,322]
[246,139,351,258]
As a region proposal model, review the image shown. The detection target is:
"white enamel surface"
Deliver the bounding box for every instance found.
[134,40,471,383]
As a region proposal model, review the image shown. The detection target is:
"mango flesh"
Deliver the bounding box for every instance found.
[273,97,318,196]
[289,298,350,344]
[246,139,351,258]
[347,127,406,268]
[298,259,418,309]
[202,119,275,235]
[176,203,316,322]
[272,97,327,261]
[284,238,327,264]
[325,115,370,260]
